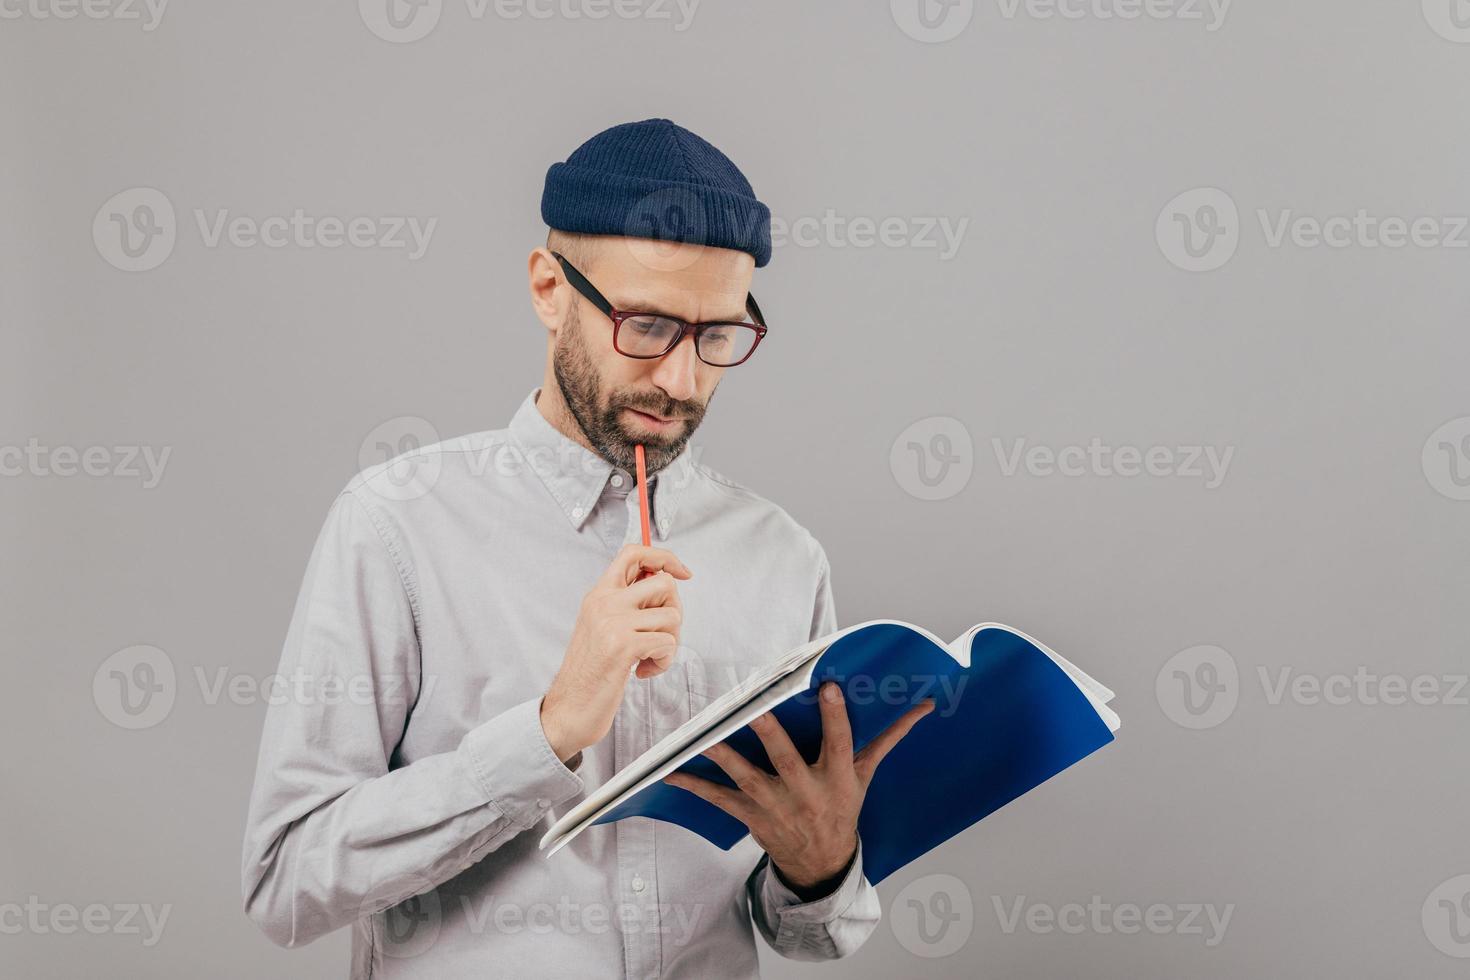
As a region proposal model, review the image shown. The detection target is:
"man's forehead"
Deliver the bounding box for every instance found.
[591,240,754,320]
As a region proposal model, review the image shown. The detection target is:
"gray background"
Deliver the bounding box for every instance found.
[5,0,1470,976]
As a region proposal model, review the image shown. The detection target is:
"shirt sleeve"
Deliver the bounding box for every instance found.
[745,834,882,960]
[240,488,585,948]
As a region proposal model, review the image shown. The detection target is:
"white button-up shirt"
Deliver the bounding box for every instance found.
[241,386,881,978]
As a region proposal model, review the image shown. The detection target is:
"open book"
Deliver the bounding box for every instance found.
[539,620,1120,884]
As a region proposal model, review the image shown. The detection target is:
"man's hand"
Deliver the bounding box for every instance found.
[540,544,692,763]
[662,681,935,895]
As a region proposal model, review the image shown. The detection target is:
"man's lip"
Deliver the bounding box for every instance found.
[627,408,683,424]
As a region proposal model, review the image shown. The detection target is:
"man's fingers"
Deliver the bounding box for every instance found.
[699,742,780,808]
[853,699,936,786]
[620,570,684,610]
[747,712,814,791]
[662,771,758,826]
[816,681,854,769]
[633,646,677,678]
[628,631,678,676]
[626,605,681,636]
[603,544,692,588]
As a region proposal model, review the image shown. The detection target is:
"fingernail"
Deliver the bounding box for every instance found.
[823,683,842,703]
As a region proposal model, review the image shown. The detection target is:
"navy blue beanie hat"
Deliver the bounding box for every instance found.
[541,118,772,267]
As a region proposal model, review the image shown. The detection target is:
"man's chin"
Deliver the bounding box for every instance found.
[611,424,690,470]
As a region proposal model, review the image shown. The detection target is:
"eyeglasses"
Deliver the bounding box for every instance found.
[551,250,768,367]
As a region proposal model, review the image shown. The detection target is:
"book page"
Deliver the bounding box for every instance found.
[537,635,832,852]
[539,654,823,855]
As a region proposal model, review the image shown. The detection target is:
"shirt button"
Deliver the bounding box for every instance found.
[610,474,624,488]
[631,875,646,893]
[571,506,585,519]
[536,798,550,810]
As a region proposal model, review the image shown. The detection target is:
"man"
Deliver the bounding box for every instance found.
[240,117,933,978]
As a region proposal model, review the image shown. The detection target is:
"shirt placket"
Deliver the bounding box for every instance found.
[608,479,662,980]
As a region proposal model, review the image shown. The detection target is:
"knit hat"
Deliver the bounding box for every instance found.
[541,118,772,267]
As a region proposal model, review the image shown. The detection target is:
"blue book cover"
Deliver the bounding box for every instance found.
[540,622,1119,885]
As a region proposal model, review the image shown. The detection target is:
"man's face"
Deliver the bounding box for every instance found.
[551,240,755,474]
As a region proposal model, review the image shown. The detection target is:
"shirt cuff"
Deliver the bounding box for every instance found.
[459,695,585,830]
[758,835,868,924]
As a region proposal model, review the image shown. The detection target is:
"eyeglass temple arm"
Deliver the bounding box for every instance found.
[551,251,613,317]
[745,292,765,328]
[555,249,766,328]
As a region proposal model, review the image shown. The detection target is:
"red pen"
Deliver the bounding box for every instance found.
[635,443,654,581]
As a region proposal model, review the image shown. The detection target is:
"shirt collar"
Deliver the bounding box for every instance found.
[507,386,695,540]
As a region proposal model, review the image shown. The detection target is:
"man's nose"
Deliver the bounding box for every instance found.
[649,333,699,403]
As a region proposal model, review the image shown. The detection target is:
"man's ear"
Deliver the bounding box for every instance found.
[528,247,566,335]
